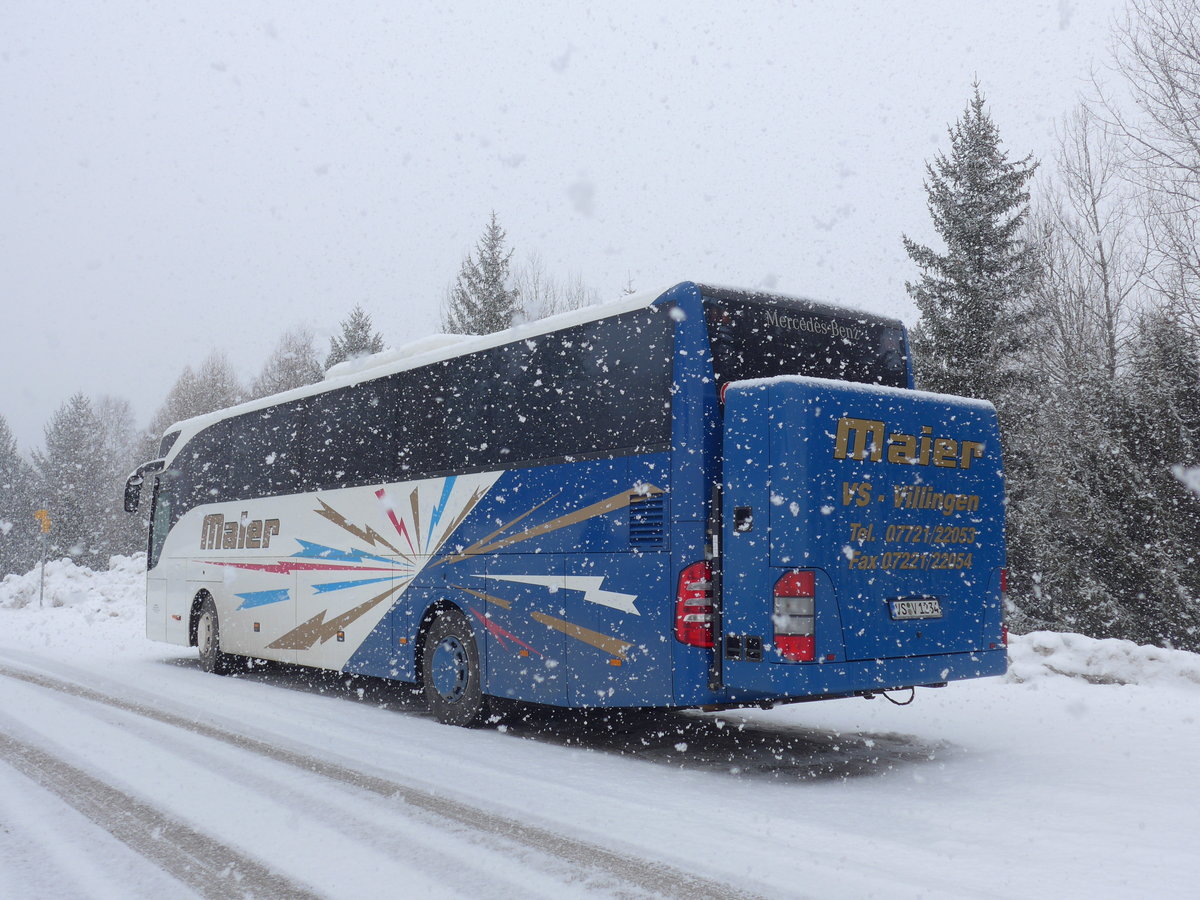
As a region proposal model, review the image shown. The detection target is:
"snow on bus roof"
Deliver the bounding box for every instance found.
[695,282,903,328]
[163,283,675,449]
[726,374,996,411]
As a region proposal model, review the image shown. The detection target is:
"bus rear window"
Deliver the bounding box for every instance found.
[703,294,908,389]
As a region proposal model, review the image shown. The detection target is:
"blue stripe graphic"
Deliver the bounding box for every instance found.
[312,577,394,594]
[235,589,291,610]
[291,540,395,566]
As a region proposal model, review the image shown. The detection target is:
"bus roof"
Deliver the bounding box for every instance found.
[160,281,906,460]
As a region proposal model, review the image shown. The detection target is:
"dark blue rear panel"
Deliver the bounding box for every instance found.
[720,376,1007,697]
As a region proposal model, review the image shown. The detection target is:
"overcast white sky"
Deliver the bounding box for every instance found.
[1,0,1127,453]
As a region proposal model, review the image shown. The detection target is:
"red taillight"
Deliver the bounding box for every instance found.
[675,561,714,648]
[1000,567,1008,595]
[773,570,816,662]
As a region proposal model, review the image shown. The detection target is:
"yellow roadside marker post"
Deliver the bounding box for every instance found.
[34,509,50,608]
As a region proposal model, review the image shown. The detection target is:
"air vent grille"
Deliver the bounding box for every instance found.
[629,492,666,547]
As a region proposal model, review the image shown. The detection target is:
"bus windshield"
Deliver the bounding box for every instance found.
[703,291,909,389]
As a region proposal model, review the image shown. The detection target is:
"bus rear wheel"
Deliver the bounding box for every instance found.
[421,608,487,727]
[196,596,237,675]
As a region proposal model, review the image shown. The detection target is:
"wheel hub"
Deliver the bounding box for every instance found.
[198,613,214,655]
[430,636,469,702]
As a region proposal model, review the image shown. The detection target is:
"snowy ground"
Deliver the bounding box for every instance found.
[1,557,1197,899]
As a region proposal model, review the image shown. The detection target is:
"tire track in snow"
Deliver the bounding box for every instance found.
[0,662,765,900]
[0,728,322,900]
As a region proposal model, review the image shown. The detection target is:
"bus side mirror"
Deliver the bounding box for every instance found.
[124,458,166,513]
[124,473,144,513]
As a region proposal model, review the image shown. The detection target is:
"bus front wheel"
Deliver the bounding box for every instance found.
[421,608,487,727]
[196,596,236,675]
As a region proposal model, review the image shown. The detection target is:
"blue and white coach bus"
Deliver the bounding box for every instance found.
[125,282,1007,726]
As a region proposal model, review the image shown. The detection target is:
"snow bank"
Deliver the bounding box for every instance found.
[1008,630,1200,689]
[0,554,145,612]
[0,555,152,659]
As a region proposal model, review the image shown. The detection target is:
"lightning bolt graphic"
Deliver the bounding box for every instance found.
[480,574,641,616]
[292,540,401,567]
[376,488,417,555]
[314,498,406,558]
[267,581,407,650]
[426,476,456,549]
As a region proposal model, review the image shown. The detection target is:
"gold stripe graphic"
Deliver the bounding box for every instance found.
[441,485,663,566]
[530,611,633,660]
[267,581,407,650]
[429,485,490,557]
[409,488,422,555]
[457,494,558,558]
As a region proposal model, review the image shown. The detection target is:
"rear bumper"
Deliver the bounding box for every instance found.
[714,647,1007,701]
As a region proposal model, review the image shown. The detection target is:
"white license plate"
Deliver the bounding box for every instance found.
[889,598,943,620]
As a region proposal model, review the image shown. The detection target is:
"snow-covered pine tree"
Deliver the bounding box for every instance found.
[441,212,522,335]
[325,306,385,369]
[903,84,1041,403]
[903,85,1045,622]
[32,394,113,567]
[140,351,243,459]
[0,415,39,576]
[1113,307,1200,649]
[250,327,324,399]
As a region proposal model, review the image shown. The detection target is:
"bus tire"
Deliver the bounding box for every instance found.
[420,608,487,727]
[196,596,236,675]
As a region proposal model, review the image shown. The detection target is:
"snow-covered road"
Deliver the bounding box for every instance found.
[1,557,1198,899]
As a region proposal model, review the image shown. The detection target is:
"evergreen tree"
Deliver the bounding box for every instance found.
[94,395,145,557]
[903,85,1045,617]
[32,394,112,567]
[1114,308,1200,648]
[325,306,385,369]
[251,327,324,399]
[0,415,39,576]
[441,212,522,335]
[903,85,1041,402]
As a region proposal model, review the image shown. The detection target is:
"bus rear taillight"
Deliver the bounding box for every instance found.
[773,570,816,662]
[675,561,714,648]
